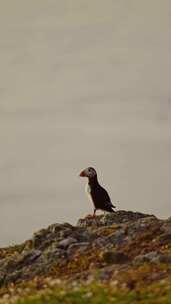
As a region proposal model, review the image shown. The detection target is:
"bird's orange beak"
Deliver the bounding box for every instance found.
[79,170,85,177]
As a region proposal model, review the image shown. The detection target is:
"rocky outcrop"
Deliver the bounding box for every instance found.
[77,210,155,226]
[1,210,171,294]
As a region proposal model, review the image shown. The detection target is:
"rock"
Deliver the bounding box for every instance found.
[72,230,94,242]
[102,251,129,264]
[77,216,102,228]
[23,249,42,263]
[123,216,161,244]
[98,269,111,280]
[159,254,171,263]
[158,233,171,245]
[49,223,73,234]
[106,229,126,246]
[44,248,66,261]
[134,251,159,265]
[160,222,171,234]
[101,211,153,226]
[77,211,155,227]
[0,271,5,286]
[92,238,109,248]
[32,229,48,248]
[0,210,168,287]
[67,242,89,254]
[58,228,73,239]
[166,217,171,223]
[4,249,42,274]
[134,252,171,265]
[58,237,77,249]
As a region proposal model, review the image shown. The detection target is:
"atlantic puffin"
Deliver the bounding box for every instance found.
[79,167,116,216]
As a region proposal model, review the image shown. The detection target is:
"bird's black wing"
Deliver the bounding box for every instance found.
[91,185,115,211]
[99,186,116,208]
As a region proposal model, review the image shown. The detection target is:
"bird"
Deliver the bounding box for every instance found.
[79,167,116,217]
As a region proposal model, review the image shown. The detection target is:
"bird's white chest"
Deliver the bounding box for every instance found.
[85,183,94,204]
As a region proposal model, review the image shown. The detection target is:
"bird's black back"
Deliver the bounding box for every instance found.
[89,177,115,212]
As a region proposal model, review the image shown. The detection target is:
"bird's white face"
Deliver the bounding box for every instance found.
[79,167,97,178]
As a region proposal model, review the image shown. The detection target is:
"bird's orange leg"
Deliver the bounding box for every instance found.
[86,209,96,218]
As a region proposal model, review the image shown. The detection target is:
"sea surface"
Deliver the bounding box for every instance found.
[0,0,171,246]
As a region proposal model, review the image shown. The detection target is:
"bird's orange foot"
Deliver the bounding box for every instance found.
[86,214,96,218]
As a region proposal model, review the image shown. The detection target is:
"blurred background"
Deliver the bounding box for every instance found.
[0,0,171,246]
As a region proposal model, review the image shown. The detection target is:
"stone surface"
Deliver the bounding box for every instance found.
[158,233,171,245]
[77,210,155,227]
[102,251,129,264]
[134,251,160,265]
[1,210,171,288]
[106,229,126,245]
[58,237,77,249]
[159,254,171,263]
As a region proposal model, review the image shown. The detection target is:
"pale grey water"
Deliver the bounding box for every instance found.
[0,0,171,246]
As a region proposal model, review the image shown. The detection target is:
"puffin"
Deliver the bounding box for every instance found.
[79,167,116,216]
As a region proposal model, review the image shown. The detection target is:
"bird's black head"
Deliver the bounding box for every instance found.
[79,167,97,179]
